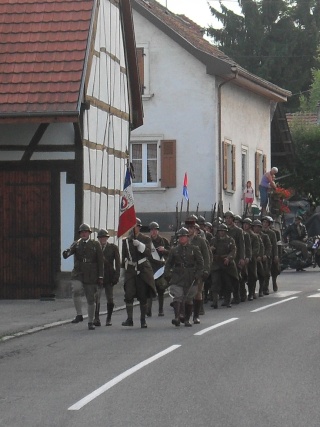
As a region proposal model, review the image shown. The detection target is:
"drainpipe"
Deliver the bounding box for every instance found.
[218,64,238,214]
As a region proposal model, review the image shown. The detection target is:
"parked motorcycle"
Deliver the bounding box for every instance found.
[280,237,320,271]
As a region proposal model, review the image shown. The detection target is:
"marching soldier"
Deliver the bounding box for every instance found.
[224,211,245,304]
[185,216,210,324]
[240,217,252,302]
[146,221,171,317]
[253,220,272,297]
[62,223,104,330]
[209,223,238,308]
[269,217,282,291]
[120,218,157,328]
[93,229,120,326]
[262,216,279,294]
[198,215,213,242]
[242,218,259,300]
[164,227,204,327]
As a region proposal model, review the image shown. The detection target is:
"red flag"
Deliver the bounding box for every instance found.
[117,168,136,238]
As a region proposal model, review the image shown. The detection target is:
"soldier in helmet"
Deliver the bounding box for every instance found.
[146,221,171,317]
[242,218,260,300]
[224,211,245,304]
[92,229,120,326]
[262,216,279,294]
[240,217,252,302]
[185,215,210,324]
[62,223,104,330]
[209,223,238,308]
[120,218,157,328]
[164,227,204,327]
[198,215,213,242]
[253,219,272,297]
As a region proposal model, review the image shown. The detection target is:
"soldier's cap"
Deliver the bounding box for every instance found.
[149,221,159,230]
[296,215,302,220]
[78,223,92,233]
[194,223,200,230]
[217,223,228,231]
[242,218,252,225]
[97,228,109,238]
[205,221,212,228]
[197,215,206,225]
[234,215,242,222]
[253,219,262,227]
[177,227,189,237]
[136,218,142,226]
[262,216,272,223]
[224,210,235,219]
[185,214,198,225]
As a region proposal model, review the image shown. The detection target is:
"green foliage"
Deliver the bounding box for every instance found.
[206,0,320,111]
[299,69,320,112]
[284,121,320,204]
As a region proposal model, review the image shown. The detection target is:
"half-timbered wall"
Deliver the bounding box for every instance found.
[83,0,130,240]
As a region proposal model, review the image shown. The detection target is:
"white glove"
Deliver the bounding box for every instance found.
[132,239,146,253]
[119,268,126,287]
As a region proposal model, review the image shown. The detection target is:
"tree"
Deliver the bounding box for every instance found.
[283,120,320,205]
[206,0,320,111]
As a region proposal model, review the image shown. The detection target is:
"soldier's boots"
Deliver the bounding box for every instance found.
[258,283,264,297]
[224,295,232,308]
[211,292,219,309]
[122,304,134,326]
[140,303,148,328]
[263,278,270,295]
[88,322,95,330]
[184,304,193,327]
[93,303,101,326]
[146,298,152,317]
[158,293,164,316]
[193,299,201,324]
[171,301,181,327]
[106,303,114,326]
[71,315,83,324]
[272,278,278,292]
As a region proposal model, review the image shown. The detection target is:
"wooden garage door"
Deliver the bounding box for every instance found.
[0,171,53,298]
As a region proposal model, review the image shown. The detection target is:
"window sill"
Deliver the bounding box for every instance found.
[142,93,154,101]
[224,190,235,195]
[133,187,167,193]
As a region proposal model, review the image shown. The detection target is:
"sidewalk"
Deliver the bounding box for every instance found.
[0,284,127,342]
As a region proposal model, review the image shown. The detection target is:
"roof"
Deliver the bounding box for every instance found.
[0,0,94,120]
[286,112,319,126]
[132,0,291,102]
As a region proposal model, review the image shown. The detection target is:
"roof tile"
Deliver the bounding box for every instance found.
[0,0,94,117]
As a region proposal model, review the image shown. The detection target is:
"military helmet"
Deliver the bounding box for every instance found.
[224,210,235,219]
[149,221,159,230]
[234,215,242,222]
[176,227,189,237]
[78,223,92,233]
[253,219,262,227]
[197,215,206,225]
[97,228,109,238]
[242,218,252,225]
[205,221,212,228]
[136,218,142,226]
[217,223,228,232]
[185,214,198,225]
[262,216,272,223]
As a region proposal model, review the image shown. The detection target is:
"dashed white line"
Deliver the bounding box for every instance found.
[250,296,298,312]
[194,318,239,336]
[68,344,181,410]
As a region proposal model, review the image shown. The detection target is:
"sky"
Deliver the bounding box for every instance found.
[156,0,241,28]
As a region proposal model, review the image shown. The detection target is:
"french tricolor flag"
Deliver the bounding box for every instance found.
[183,172,189,201]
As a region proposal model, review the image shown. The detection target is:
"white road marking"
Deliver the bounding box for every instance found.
[271,291,301,298]
[251,296,298,312]
[308,293,320,298]
[68,344,181,410]
[194,318,239,336]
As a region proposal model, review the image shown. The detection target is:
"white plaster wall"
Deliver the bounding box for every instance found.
[221,83,271,214]
[132,11,218,214]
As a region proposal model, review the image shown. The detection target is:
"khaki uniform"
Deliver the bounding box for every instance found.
[210,235,238,308]
[262,228,278,293]
[69,239,104,323]
[246,230,260,299]
[227,224,245,303]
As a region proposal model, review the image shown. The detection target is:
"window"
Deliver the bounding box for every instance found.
[241,147,248,191]
[223,139,236,192]
[130,138,176,188]
[136,43,150,98]
[255,151,267,197]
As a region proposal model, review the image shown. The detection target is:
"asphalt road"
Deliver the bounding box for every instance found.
[1,268,320,427]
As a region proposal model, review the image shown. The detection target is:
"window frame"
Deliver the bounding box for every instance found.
[255,151,267,197]
[130,136,161,188]
[136,43,151,99]
[223,139,236,193]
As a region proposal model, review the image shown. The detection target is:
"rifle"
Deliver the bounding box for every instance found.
[211,202,216,225]
[196,203,199,218]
